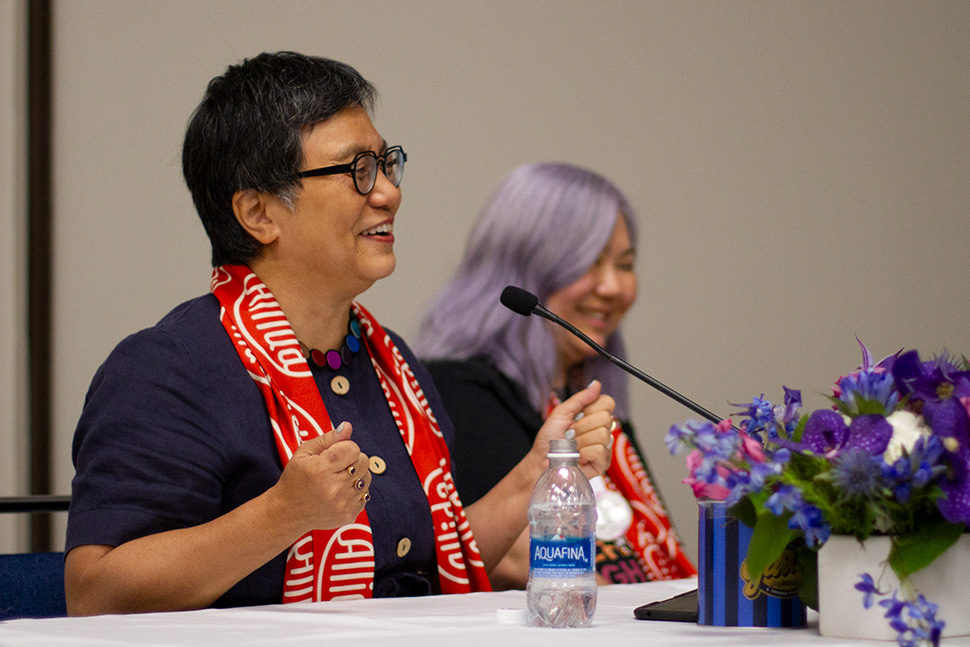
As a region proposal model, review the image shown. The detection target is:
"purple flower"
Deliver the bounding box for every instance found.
[892,349,970,523]
[781,387,802,427]
[845,414,894,455]
[855,336,900,374]
[891,350,970,441]
[784,410,893,458]
[798,410,849,454]
[940,476,970,525]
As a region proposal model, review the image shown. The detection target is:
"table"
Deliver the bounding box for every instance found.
[0,578,965,647]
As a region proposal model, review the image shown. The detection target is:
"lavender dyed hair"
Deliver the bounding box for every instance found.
[415,162,639,418]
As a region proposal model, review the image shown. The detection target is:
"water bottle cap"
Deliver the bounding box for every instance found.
[496,608,528,625]
[547,437,579,457]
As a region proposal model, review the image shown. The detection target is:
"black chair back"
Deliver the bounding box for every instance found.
[0,552,67,620]
[0,495,71,619]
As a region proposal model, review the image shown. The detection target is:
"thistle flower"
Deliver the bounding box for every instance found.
[832,448,884,499]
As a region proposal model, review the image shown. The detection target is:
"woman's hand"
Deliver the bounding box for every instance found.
[532,380,615,479]
[464,380,615,575]
[268,421,371,535]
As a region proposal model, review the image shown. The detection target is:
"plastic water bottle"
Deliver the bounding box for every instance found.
[526,438,598,627]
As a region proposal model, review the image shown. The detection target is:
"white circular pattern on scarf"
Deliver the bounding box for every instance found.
[590,476,634,540]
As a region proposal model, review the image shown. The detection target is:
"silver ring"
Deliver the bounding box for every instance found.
[354,478,365,491]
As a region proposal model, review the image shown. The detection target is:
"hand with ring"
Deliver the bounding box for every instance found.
[272,421,372,533]
[348,465,371,502]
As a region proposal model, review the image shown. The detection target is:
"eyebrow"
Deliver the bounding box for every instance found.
[330,139,389,162]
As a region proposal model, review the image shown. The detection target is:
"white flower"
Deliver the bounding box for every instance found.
[882,410,931,463]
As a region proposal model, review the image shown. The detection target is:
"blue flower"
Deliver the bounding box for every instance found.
[731,389,804,442]
[765,485,831,547]
[880,435,948,504]
[854,573,880,608]
[838,370,900,415]
[781,386,802,430]
[882,457,914,503]
[730,394,776,441]
[832,448,884,499]
[867,588,946,647]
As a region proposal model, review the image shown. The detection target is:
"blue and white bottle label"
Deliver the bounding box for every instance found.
[529,536,595,578]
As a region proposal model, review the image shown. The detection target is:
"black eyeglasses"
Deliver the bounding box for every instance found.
[296,146,407,195]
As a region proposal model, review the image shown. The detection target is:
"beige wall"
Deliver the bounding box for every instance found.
[0,0,28,552]
[35,0,970,559]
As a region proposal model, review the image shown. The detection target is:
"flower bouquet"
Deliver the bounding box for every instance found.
[666,340,970,646]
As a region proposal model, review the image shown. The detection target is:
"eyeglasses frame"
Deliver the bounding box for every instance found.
[295,145,407,195]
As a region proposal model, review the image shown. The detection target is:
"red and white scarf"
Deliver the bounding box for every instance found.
[212,265,491,601]
[545,396,696,581]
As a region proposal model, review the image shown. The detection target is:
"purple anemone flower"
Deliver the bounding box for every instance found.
[797,410,848,454]
[844,414,894,455]
[780,410,892,458]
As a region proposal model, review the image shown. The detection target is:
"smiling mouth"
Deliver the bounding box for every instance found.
[576,308,612,331]
[362,222,393,237]
[578,308,608,321]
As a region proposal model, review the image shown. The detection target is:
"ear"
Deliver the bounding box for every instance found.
[231,189,282,245]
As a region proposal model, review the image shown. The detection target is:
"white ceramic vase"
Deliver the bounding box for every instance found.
[817,534,970,641]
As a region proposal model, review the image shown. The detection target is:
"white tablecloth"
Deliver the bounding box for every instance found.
[0,578,966,647]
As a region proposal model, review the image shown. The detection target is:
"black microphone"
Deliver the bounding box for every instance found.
[500,285,728,426]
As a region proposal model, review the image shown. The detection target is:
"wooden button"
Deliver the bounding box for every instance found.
[396,537,411,558]
[369,455,386,474]
[330,375,350,395]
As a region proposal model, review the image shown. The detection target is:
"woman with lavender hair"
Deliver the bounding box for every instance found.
[417,163,696,589]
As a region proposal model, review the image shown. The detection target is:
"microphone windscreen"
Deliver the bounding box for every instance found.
[500,286,538,316]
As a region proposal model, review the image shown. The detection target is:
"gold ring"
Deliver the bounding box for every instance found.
[354,478,365,491]
[363,492,371,503]
[347,465,357,477]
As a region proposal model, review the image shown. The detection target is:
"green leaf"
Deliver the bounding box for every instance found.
[788,414,808,443]
[746,512,800,582]
[796,549,818,611]
[729,497,757,529]
[888,521,965,579]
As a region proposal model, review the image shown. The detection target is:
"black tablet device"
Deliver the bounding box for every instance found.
[633,588,698,622]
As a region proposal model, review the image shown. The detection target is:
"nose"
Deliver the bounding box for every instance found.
[594,263,622,297]
[367,166,402,210]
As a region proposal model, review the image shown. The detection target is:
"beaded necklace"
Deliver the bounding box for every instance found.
[299,314,363,370]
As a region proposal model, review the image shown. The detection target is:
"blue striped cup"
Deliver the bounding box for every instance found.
[697,501,806,627]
